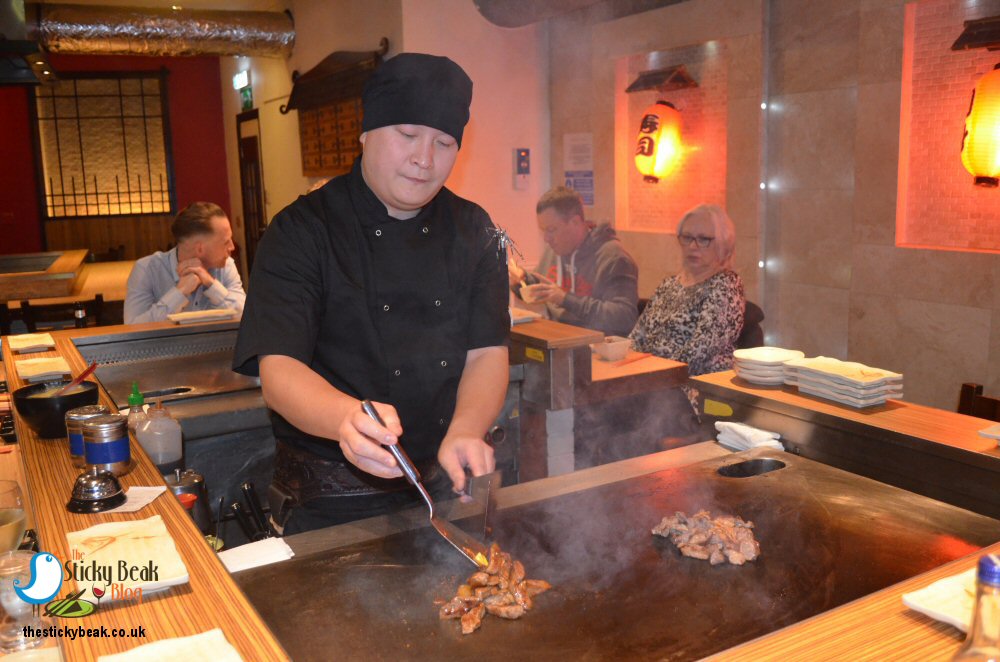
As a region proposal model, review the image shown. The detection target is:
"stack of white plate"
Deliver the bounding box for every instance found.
[732,347,805,385]
[783,356,903,407]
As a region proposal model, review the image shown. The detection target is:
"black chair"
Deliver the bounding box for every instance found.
[0,302,13,336]
[958,383,1000,422]
[20,294,106,333]
[736,301,765,349]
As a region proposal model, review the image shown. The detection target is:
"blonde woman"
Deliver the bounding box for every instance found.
[629,204,744,376]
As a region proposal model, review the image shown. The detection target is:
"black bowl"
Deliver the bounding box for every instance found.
[12,381,100,439]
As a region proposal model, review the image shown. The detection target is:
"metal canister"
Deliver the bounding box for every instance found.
[164,469,212,533]
[82,414,131,476]
[65,405,110,468]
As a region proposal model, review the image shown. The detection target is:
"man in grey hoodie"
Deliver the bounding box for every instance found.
[510,186,639,337]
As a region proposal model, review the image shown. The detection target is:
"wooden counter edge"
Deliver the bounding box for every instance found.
[710,539,998,661]
[3,327,289,661]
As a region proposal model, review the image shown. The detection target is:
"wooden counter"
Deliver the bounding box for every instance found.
[0,250,88,301]
[694,370,998,454]
[2,325,288,661]
[7,260,135,309]
[715,539,997,661]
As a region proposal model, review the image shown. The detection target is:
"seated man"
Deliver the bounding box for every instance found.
[510,186,638,337]
[124,201,246,324]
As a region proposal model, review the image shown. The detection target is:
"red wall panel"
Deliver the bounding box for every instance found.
[0,54,230,256]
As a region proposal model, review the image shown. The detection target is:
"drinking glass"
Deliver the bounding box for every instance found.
[0,482,26,553]
[0,551,45,652]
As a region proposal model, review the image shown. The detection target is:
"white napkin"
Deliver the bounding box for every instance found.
[105,486,167,513]
[218,537,294,573]
[67,515,189,601]
[7,333,55,353]
[98,628,243,661]
[902,568,975,632]
[714,421,784,451]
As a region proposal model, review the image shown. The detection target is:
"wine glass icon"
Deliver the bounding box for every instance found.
[91,583,107,609]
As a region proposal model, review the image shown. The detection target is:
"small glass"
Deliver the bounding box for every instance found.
[0,551,47,652]
[0,482,26,553]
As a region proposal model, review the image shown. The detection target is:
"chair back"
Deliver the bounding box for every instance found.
[958,383,1000,422]
[736,300,765,349]
[20,294,106,333]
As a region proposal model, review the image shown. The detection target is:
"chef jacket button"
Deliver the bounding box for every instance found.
[394,369,401,376]
[383,304,390,312]
[375,229,382,237]
[422,226,429,234]
[440,360,448,367]
[434,299,441,307]
[439,419,446,426]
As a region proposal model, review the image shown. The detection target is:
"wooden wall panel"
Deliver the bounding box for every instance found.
[45,214,173,260]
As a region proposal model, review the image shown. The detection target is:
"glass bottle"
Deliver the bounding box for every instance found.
[126,382,147,433]
[953,553,1000,661]
[73,301,87,328]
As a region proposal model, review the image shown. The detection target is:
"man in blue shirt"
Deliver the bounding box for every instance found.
[124,201,246,324]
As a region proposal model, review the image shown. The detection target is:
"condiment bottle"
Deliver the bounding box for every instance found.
[126,382,147,433]
[953,553,1000,661]
[135,401,183,475]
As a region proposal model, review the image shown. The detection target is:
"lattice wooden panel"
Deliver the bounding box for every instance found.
[300,97,362,177]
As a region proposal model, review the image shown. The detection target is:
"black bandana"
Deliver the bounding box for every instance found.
[362,53,473,147]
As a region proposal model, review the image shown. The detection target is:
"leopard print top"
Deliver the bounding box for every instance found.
[629,269,745,376]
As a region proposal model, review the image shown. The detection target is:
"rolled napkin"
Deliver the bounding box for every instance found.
[901,567,975,633]
[218,537,294,573]
[715,421,784,452]
[97,628,243,661]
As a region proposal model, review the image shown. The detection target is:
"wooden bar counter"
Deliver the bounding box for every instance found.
[2,323,288,661]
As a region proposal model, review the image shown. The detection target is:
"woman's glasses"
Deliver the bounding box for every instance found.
[677,233,715,248]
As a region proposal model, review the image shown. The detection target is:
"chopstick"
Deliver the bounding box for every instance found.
[612,352,653,368]
[55,361,97,397]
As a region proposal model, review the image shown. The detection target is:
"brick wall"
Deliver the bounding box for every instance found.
[899,0,1000,252]
[618,43,728,232]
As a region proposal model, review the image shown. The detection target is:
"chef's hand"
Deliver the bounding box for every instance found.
[521,281,566,306]
[438,434,495,494]
[338,400,405,479]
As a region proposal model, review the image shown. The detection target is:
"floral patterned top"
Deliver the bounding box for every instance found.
[629,269,745,376]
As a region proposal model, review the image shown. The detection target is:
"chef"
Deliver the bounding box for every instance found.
[233,53,510,535]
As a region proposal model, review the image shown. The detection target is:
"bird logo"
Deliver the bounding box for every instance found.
[14,552,64,607]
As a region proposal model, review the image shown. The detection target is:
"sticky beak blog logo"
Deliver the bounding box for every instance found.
[12,550,158,618]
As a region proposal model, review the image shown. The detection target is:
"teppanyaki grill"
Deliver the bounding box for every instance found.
[235,447,1000,661]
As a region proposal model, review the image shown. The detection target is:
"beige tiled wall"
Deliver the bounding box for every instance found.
[550,0,1000,410]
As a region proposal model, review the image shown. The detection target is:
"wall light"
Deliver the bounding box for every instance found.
[634,100,682,183]
[961,63,1000,188]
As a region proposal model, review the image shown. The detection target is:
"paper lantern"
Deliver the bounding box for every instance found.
[634,101,682,183]
[961,64,1000,188]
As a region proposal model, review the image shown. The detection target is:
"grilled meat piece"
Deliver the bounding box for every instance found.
[461,603,486,635]
[523,579,552,597]
[653,510,761,566]
[439,543,552,634]
[486,603,526,619]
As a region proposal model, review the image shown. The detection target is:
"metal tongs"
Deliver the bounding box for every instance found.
[361,400,490,568]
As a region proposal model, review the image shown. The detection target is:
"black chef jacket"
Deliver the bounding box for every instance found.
[233,159,510,466]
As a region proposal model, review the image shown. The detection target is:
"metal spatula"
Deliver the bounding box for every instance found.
[361,400,490,568]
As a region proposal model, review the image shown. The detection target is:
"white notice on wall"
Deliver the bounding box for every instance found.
[563,133,594,206]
